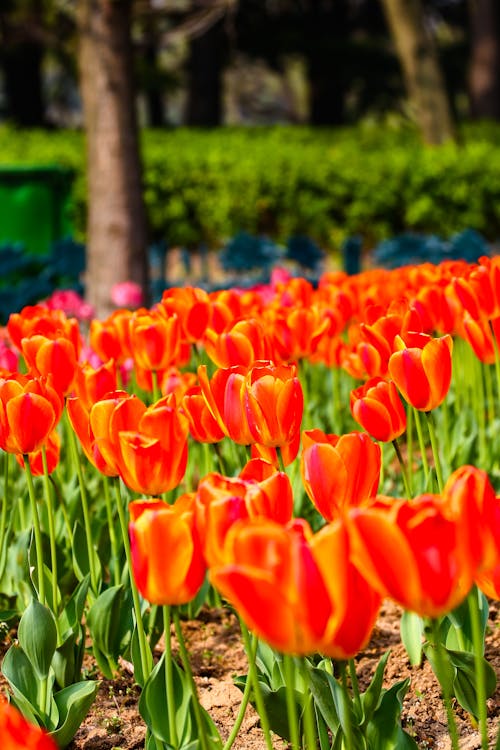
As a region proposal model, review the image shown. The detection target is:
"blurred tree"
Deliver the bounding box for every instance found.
[380,0,455,142]
[77,0,149,318]
[468,0,500,119]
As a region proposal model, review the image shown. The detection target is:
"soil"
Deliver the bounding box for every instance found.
[42,599,500,750]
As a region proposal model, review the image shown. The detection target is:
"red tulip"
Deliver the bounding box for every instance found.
[388,333,453,411]
[0,697,57,750]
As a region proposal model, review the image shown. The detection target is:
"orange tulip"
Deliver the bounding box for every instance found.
[21,335,78,395]
[7,304,82,356]
[117,396,189,495]
[0,697,57,750]
[348,493,480,618]
[16,429,61,476]
[89,309,133,364]
[129,310,181,373]
[197,364,254,445]
[350,377,407,442]
[73,359,117,409]
[160,286,211,344]
[0,375,62,455]
[244,361,303,447]
[129,495,206,605]
[195,463,293,567]
[203,318,273,369]
[301,429,381,520]
[461,315,500,365]
[388,332,453,411]
[452,257,500,321]
[250,430,301,467]
[210,517,381,658]
[181,386,225,443]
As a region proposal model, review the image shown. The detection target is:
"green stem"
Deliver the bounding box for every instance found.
[428,618,460,750]
[238,622,273,750]
[468,587,488,750]
[489,320,500,417]
[163,605,179,749]
[172,608,213,750]
[425,411,444,492]
[152,370,160,403]
[41,447,58,612]
[413,407,430,483]
[348,658,362,718]
[23,457,45,605]
[223,627,258,750]
[406,406,414,493]
[300,659,318,750]
[283,653,300,750]
[392,439,412,499]
[67,426,99,594]
[0,454,9,550]
[339,661,355,750]
[276,446,286,474]
[104,476,121,587]
[114,479,152,684]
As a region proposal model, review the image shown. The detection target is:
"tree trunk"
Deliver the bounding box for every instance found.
[468,0,500,120]
[380,0,455,144]
[77,0,149,319]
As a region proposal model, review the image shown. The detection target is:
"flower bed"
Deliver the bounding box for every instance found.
[1,255,500,749]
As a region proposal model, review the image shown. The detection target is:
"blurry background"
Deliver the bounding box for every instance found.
[0,0,499,318]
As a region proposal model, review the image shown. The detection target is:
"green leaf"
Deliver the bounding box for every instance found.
[86,584,125,668]
[448,649,497,719]
[367,679,418,750]
[2,645,42,721]
[58,574,90,637]
[360,650,391,725]
[18,599,57,680]
[49,680,99,748]
[309,666,340,734]
[71,520,101,587]
[139,652,192,745]
[400,612,424,666]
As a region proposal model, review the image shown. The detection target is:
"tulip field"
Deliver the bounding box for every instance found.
[2,257,500,750]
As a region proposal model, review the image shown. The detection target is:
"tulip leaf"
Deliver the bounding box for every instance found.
[447,649,496,719]
[58,574,90,636]
[360,650,391,724]
[18,598,57,680]
[442,588,489,654]
[308,666,340,734]
[400,611,424,666]
[72,520,102,588]
[366,679,418,749]
[257,683,303,743]
[49,679,99,748]
[2,644,42,716]
[86,584,125,677]
[139,652,191,745]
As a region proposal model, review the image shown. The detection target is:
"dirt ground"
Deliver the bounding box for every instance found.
[57,599,500,750]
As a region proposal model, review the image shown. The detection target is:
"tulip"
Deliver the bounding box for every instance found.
[301,429,381,520]
[0,375,62,455]
[160,286,211,344]
[203,318,273,369]
[21,335,78,395]
[129,496,206,605]
[348,493,479,618]
[350,377,406,442]
[210,517,381,658]
[73,359,118,409]
[7,304,82,356]
[0,697,57,750]
[197,364,253,445]
[388,332,453,412]
[244,361,303,447]
[181,385,225,443]
[16,429,61,476]
[89,309,133,364]
[195,464,293,567]
[128,310,181,373]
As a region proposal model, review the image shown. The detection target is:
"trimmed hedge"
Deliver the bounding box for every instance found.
[1,122,500,251]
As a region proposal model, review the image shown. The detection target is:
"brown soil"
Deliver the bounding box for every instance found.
[53,600,500,750]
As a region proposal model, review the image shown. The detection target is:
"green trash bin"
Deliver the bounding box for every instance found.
[0,165,74,256]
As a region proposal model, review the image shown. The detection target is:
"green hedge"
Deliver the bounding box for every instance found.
[1,122,500,251]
